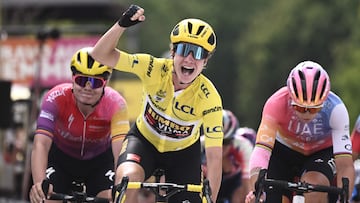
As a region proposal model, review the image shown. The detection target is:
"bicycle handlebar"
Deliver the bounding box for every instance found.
[254,169,349,203]
[127,182,203,192]
[114,176,213,203]
[46,193,109,203]
[41,179,109,203]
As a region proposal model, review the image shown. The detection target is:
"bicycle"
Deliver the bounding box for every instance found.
[253,169,349,203]
[113,169,213,203]
[41,178,109,203]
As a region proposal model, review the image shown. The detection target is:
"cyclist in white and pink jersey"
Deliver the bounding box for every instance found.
[351,115,360,202]
[201,110,255,203]
[29,47,130,203]
[245,61,354,203]
[351,115,360,160]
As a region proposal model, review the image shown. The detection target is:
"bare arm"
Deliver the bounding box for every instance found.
[335,156,355,199]
[90,24,124,67]
[90,5,145,67]
[205,146,222,202]
[353,152,359,161]
[111,138,124,169]
[232,178,250,203]
[29,135,52,202]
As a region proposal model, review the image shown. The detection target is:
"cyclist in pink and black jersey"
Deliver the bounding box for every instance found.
[245,61,354,203]
[29,47,130,203]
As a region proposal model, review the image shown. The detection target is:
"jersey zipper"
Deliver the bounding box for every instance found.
[81,120,86,157]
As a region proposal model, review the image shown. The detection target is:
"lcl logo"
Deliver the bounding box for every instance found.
[174,101,195,115]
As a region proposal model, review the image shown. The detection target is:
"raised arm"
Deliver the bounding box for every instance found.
[90,5,145,68]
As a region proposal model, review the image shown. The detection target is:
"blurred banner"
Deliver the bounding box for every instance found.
[0,36,99,88]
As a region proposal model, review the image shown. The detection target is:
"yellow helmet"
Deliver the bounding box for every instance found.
[170,18,216,52]
[70,47,112,79]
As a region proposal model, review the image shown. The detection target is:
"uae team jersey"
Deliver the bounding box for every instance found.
[256,87,352,157]
[115,51,223,152]
[35,83,130,160]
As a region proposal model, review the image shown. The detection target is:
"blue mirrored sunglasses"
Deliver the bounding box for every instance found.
[175,43,209,60]
[73,75,106,89]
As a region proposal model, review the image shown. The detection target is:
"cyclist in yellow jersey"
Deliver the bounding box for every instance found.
[91,4,223,203]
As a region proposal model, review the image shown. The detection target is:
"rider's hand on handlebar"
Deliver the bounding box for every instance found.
[118,4,145,28]
[245,190,265,203]
[29,181,53,203]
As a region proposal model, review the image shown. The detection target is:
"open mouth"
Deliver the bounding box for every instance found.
[181,66,195,75]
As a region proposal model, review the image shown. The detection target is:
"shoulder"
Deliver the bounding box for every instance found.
[355,115,360,128]
[325,92,345,106]
[353,115,360,135]
[48,83,72,92]
[104,86,121,96]
[263,87,289,112]
[197,75,221,100]
[43,83,72,102]
[323,92,348,115]
[103,86,127,105]
[121,52,172,69]
[266,87,288,104]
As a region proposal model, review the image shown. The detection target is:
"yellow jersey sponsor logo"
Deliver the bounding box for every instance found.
[144,103,195,138]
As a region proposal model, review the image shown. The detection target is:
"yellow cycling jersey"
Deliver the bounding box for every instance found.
[115,51,223,152]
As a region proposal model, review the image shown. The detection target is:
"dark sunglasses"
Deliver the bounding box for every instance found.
[73,75,106,89]
[175,43,209,60]
[291,103,323,114]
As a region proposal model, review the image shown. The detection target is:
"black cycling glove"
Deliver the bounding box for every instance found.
[118,4,142,28]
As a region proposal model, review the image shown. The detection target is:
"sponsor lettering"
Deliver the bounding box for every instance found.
[46,87,67,102]
[200,83,210,98]
[202,106,222,116]
[345,144,352,151]
[288,119,324,142]
[205,126,222,133]
[68,114,74,129]
[105,170,115,181]
[161,64,169,77]
[58,129,109,143]
[174,101,195,115]
[45,167,56,179]
[341,134,350,140]
[146,56,154,77]
[39,110,54,121]
[145,103,194,138]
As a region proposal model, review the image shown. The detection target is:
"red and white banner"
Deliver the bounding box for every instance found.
[0,36,100,87]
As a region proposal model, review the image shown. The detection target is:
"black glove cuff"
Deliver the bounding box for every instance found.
[118,4,141,28]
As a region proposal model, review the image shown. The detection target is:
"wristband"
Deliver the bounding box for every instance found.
[118,4,142,28]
